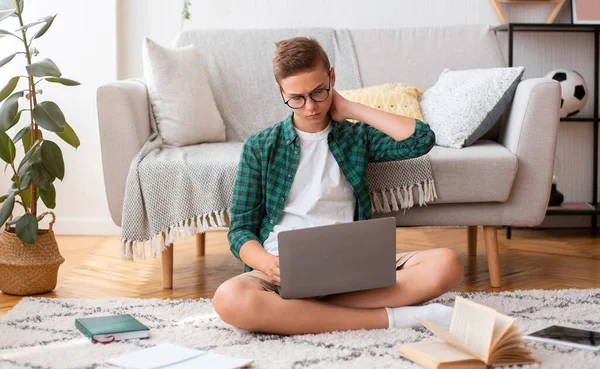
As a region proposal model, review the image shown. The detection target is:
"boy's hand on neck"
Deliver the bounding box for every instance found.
[329,89,355,122]
[333,89,418,142]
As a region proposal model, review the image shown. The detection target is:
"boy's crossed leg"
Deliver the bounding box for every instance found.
[213,248,463,335]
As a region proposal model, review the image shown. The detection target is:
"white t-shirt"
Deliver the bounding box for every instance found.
[262,122,357,256]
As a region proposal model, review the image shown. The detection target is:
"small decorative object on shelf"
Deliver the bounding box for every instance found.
[489,0,566,24]
[545,69,589,118]
[571,0,600,24]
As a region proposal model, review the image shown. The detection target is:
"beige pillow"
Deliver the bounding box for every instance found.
[142,37,226,146]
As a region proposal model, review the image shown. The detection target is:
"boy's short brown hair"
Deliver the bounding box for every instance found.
[272,37,331,83]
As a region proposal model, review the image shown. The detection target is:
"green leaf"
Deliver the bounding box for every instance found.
[26,58,61,78]
[33,101,66,132]
[19,171,31,190]
[6,215,20,225]
[0,192,14,227]
[16,213,37,244]
[0,91,23,131]
[0,9,13,22]
[22,128,42,153]
[0,52,18,69]
[32,14,56,40]
[0,76,19,103]
[0,29,13,38]
[41,140,64,180]
[56,122,79,148]
[18,139,41,171]
[15,15,53,32]
[12,126,29,143]
[29,46,39,56]
[44,77,80,86]
[30,161,54,190]
[20,187,30,207]
[0,193,7,203]
[39,183,55,209]
[0,130,15,163]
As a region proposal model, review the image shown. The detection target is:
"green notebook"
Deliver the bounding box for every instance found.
[75,314,150,343]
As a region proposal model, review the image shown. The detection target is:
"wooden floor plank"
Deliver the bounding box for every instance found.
[1,227,600,316]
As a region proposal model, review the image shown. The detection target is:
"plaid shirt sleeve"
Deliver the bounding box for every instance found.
[227,138,265,261]
[366,118,436,162]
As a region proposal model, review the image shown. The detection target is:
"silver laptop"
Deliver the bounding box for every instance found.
[277,217,397,299]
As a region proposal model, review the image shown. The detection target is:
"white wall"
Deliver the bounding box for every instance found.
[1,0,593,234]
[0,0,119,234]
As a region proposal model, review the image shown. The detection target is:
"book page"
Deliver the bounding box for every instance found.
[417,318,480,358]
[172,353,254,369]
[448,297,497,362]
[490,312,515,350]
[399,341,479,362]
[106,343,205,369]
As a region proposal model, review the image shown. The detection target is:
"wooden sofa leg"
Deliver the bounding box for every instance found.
[483,226,501,288]
[467,226,477,256]
[196,233,206,257]
[162,245,174,289]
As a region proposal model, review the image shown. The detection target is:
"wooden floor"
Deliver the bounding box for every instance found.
[1,227,600,317]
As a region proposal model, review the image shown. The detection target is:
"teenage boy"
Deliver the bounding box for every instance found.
[214,37,464,335]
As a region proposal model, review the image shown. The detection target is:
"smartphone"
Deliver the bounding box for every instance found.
[524,324,600,351]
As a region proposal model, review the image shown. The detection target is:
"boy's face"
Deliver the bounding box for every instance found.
[278,67,336,128]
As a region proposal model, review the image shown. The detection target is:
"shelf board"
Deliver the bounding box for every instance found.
[546,202,598,216]
[494,23,600,33]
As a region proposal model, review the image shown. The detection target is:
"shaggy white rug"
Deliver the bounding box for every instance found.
[1,289,599,369]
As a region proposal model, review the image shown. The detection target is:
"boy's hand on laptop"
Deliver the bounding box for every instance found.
[263,254,281,286]
[329,89,355,122]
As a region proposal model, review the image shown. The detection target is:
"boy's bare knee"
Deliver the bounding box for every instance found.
[213,279,260,328]
[433,248,463,293]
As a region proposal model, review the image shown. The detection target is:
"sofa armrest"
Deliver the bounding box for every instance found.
[97,79,151,227]
[498,77,561,226]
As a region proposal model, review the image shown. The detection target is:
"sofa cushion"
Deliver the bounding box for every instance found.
[429,140,518,203]
[138,139,516,216]
[142,37,226,146]
[419,66,525,149]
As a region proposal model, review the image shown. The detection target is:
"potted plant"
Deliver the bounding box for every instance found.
[0,0,80,295]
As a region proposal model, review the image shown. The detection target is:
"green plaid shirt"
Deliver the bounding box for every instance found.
[228,112,435,272]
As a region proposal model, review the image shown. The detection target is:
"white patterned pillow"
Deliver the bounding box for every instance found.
[142,37,226,146]
[419,66,525,149]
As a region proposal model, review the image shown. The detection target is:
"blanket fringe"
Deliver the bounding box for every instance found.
[120,208,232,260]
[370,179,438,215]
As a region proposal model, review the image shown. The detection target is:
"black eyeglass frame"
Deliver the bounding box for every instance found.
[279,71,331,109]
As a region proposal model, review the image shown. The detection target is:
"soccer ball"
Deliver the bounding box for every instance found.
[544,69,589,118]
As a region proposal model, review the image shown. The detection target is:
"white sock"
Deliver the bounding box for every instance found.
[385,303,453,329]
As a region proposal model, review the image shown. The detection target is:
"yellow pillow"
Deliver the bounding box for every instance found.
[338,83,424,122]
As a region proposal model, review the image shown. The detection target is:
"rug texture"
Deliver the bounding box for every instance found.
[1,289,599,369]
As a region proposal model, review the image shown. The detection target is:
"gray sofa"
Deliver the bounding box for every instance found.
[97,24,560,289]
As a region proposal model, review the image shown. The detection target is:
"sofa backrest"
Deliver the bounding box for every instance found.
[351,24,507,90]
[172,25,507,141]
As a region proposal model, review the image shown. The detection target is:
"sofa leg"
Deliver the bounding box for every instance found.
[162,245,174,289]
[467,226,477,256]
[483,226,501,288]
[196,233,206,257]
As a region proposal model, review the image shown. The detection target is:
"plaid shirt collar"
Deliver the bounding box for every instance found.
[282,112,340,145]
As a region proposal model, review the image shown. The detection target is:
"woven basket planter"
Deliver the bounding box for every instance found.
[0,214,64,296]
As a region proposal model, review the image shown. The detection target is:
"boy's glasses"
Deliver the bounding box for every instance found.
[280,72,331,109]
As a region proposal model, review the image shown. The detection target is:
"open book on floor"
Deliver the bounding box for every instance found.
[398,296,538,369]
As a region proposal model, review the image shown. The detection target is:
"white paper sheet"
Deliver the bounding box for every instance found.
[105,343,253,369]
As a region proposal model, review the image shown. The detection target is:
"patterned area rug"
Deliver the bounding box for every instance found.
[1,289,599,369]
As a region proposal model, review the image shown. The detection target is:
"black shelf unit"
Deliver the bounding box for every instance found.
[493,23,600,239]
